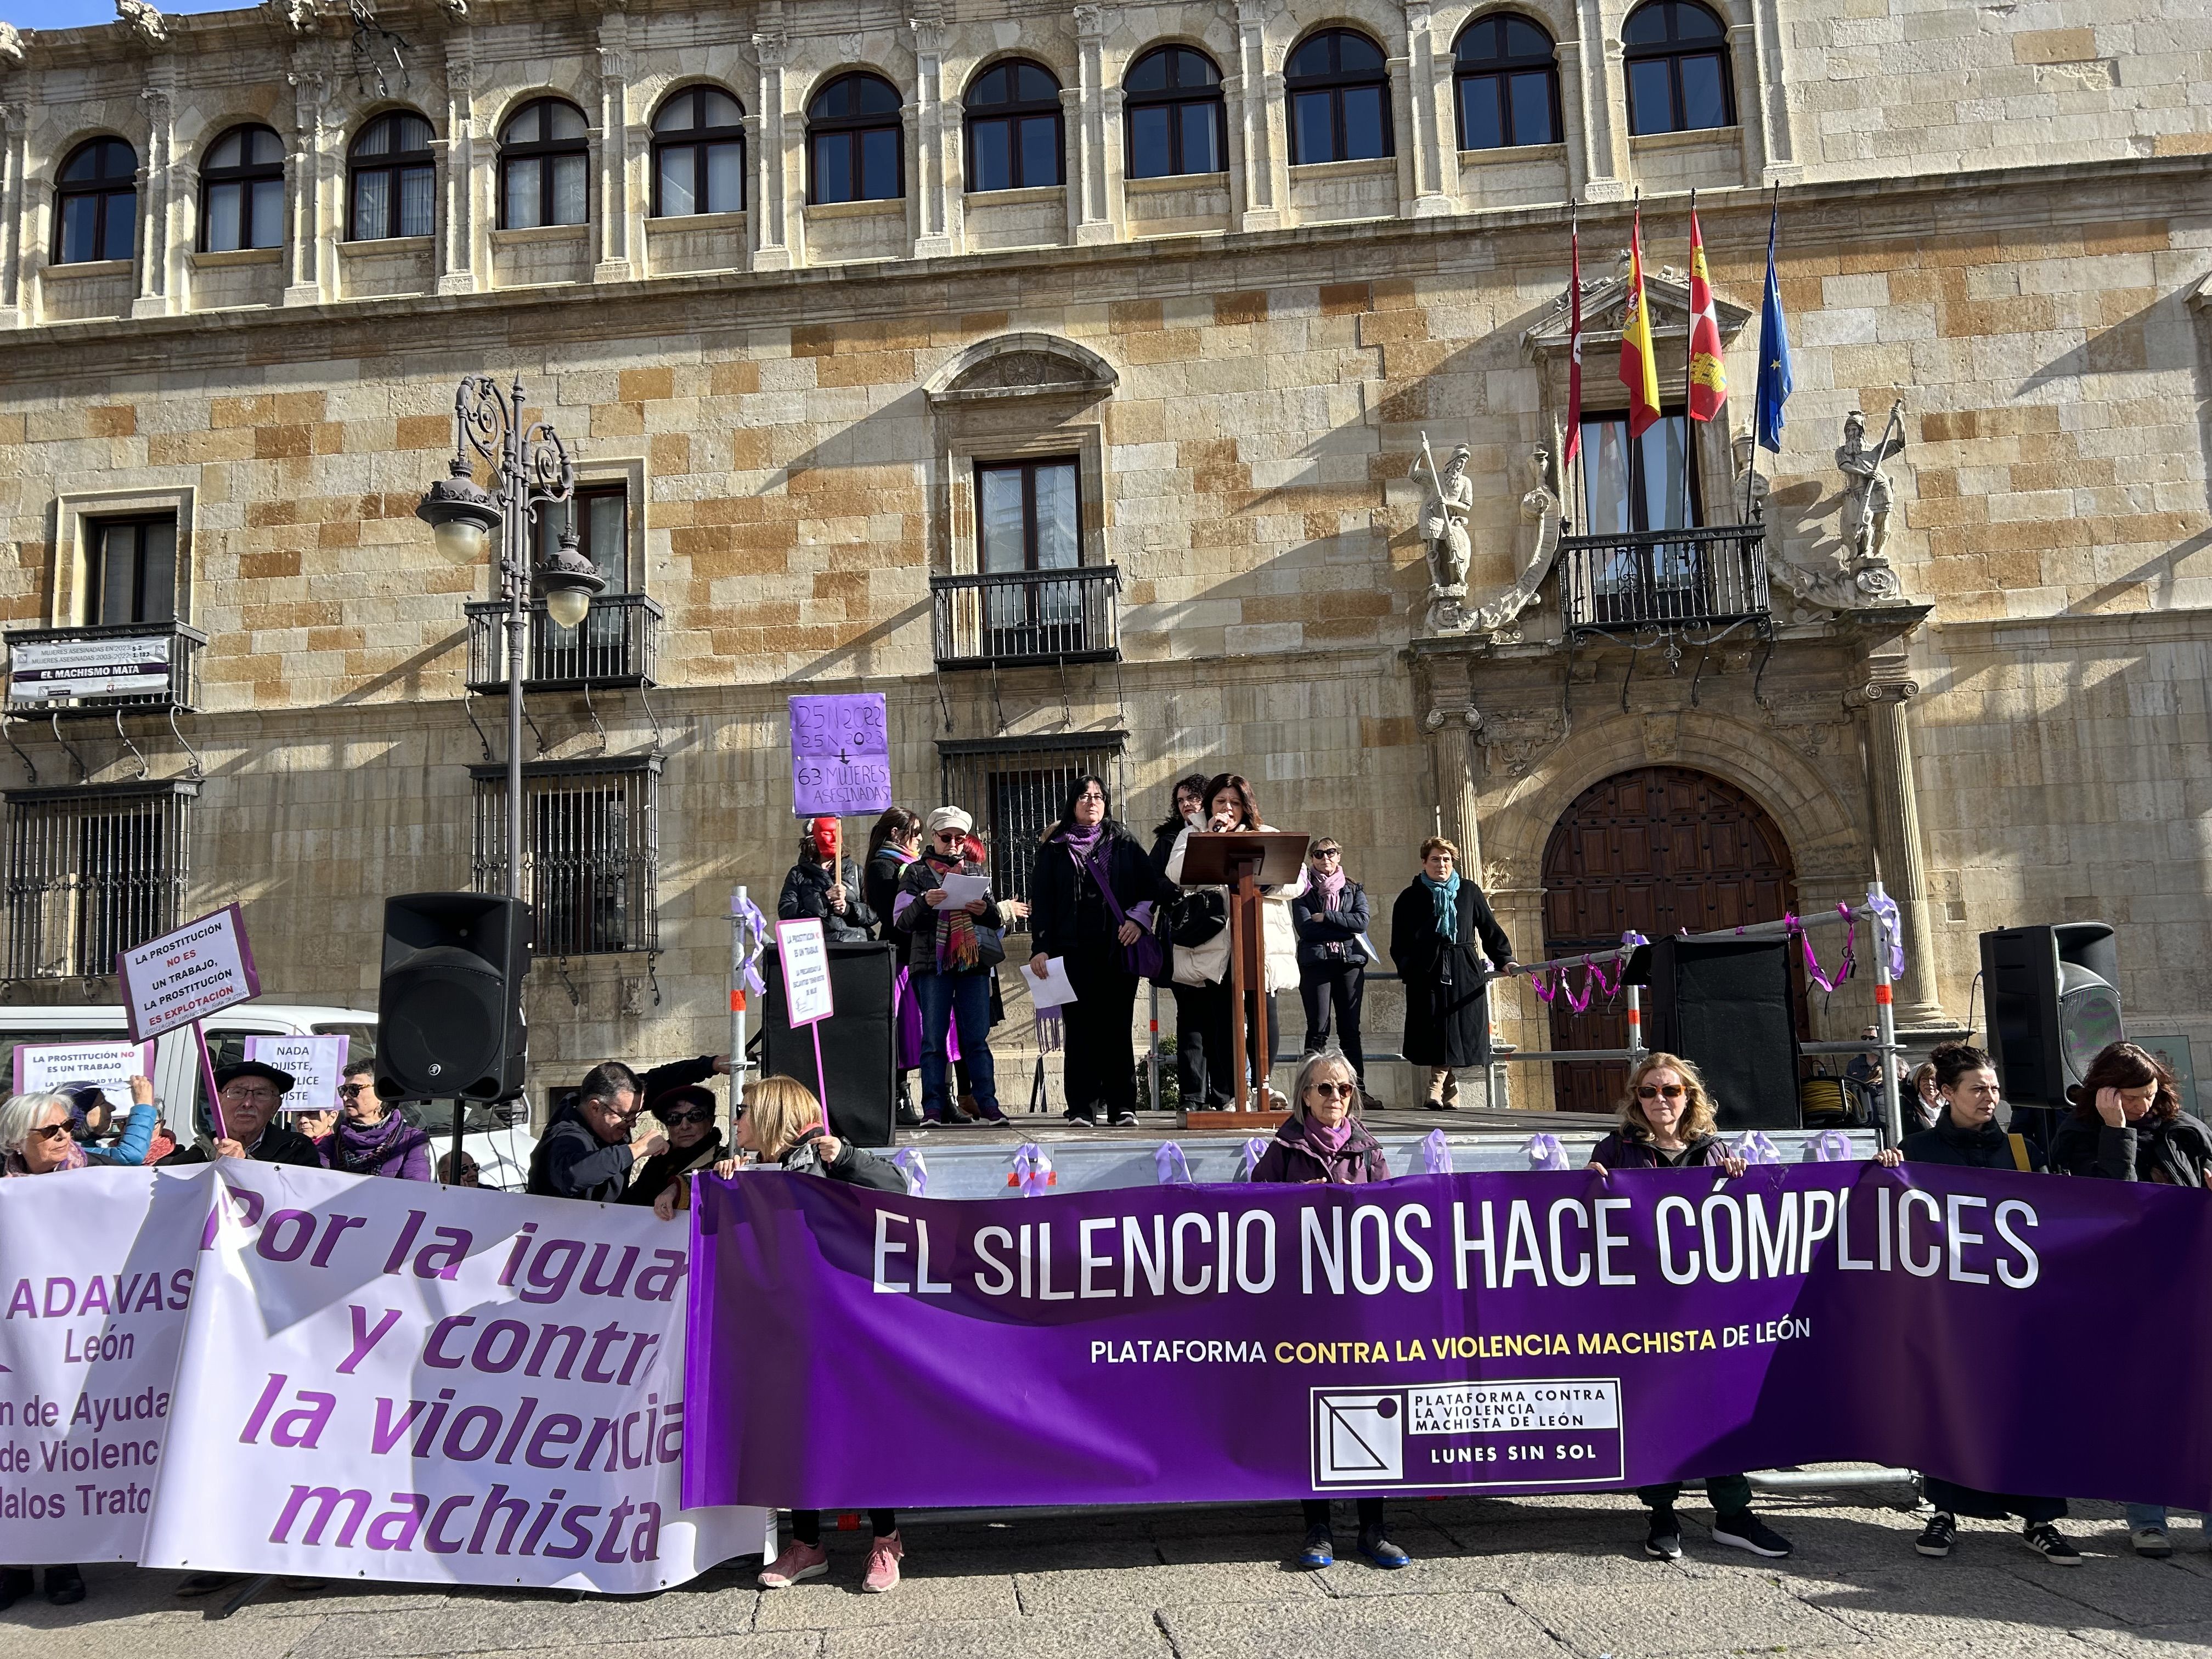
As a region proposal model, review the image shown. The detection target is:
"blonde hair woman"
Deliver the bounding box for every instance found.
[1578,1052,1787,1564]
[735,1076,910,1595]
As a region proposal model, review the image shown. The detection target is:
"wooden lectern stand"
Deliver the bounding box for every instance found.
[1177,831,1309,1125]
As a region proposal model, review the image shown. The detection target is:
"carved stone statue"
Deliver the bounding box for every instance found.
[1837,403,1905,571]
[1411,433,1473,598]
[1516,444,1561,577]
[115,0,168,42]
[0,21,24,63]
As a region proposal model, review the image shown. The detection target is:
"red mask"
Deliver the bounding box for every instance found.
[809,818,838,861]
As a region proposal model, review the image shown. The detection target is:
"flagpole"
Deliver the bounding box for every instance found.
[1743,179,1780,525]
[1683,188,1696,530]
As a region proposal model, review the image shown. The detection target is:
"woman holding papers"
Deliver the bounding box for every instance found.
[1028,775,1177,1127]
[891,806,1008,1124]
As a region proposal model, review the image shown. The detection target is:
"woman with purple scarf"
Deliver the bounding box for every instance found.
[1027,775,1178,1127]
[316,1056,433,1181]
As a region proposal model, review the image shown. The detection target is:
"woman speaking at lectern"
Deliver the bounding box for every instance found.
[1164,773,1307,1108]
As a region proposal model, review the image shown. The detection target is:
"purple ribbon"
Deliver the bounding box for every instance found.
[1009,1143,1056,1196]
[1865,889,1906,979]
[1523,1133,1572,1172]
[732,892,768,996]
[1810,1130,1857,1163]
[1420,1129,1454,1176]
[1532,954,1627,1014]
[1736,1131,1786,1166]
[889,1147,928,1197]
[1154,1142,1193,1186]
[1237,1137,1269,1181]
[1796,905,1858,996]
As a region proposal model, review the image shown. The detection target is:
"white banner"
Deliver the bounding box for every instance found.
[0,1167,202,1563]
[142,1163,765,1592]
[7,634,173,702]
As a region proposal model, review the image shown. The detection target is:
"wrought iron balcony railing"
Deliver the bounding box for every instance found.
[3,620,209,717]
[1556,525,1770,633]
[465,593,664,692]
[930,566,1121,670]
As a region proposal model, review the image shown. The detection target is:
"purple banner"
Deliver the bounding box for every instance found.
[684,1165,2212,1513]
[788,694,890,818]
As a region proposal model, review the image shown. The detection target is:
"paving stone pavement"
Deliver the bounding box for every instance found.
[3,1486,2205,1658]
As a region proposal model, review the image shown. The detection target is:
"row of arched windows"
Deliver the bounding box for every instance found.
[48,3,1735,263]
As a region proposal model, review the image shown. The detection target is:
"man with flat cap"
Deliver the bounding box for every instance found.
[156,1059,323,1168]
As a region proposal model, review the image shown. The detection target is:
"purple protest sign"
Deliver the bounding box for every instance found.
[684,1164,2212,1513]
[789,694,890,818]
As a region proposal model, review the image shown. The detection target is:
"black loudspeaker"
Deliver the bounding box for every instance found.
[1979,923,2122,1108]
[1630,938,1802,1130]
[377,893,532,1102]
[761,941,897,1148]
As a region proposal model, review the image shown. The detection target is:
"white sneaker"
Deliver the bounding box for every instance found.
[2131,1526,2172,1559]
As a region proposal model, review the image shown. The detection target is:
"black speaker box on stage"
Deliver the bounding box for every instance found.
[1980,922,2123,1110]
[762,940,898,1148]
[1627,937,1802,1130]
[376,892,532,1102]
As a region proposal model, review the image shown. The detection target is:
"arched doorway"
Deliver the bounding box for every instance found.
[1541,766,1799,1114]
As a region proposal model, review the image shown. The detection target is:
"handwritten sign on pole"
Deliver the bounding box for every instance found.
[244,1034,349,1115]
[12,1040,153,1097]
[775,919,836,1028]
[115,904,261,1043]
[789,694,891,818]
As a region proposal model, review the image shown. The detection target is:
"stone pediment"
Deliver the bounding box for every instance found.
[925,332,1119,405]
[1522,267,1753,360]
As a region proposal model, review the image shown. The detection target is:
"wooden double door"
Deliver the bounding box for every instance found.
[1540,766,1800,1115]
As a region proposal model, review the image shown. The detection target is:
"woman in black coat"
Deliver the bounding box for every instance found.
[2049,1040,2210,1187]
[1028,775,1175,1127]
[1388,836,1513,1110]
[778,818,875,943]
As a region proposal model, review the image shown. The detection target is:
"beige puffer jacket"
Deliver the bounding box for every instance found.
[1164,824,1310,994]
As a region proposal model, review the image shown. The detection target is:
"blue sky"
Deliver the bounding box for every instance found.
[6,0,242,29]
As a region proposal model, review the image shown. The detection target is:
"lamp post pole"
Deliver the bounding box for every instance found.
[417,373,607,898]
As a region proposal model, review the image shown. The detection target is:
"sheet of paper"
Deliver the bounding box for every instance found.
[1021,956,1078,1009]
[1356,932,1383,966]
[935,873,992,910]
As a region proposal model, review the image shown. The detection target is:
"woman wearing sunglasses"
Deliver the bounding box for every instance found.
[622,1085,727,1219]
[1582,1053,1789,1562]
[891,806,1008,1124]
[1250,1051,1406,1571]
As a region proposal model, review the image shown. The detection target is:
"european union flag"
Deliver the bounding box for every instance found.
[1754,205,1793,454]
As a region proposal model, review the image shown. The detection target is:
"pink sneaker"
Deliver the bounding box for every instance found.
[862,1530,904,1593]
[758,1538,828,1589]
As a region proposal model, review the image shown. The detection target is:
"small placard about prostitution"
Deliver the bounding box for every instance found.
[789,693,891,817]
[11,1039,154,1096]
[116,903,261,1041]
[776,918,834,1027]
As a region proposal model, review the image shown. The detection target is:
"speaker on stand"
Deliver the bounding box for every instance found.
[1980,922,2123,1160]
[375,892,533,1178]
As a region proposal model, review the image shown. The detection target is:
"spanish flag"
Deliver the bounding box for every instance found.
[1686,197,1727,422]
[1620,208,1661,438]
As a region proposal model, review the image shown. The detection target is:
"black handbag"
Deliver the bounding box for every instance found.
[1171,889,1227,949]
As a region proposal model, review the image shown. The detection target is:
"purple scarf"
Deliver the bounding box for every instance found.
[1304,1115,1355,1156]
[1058,823,1105,860]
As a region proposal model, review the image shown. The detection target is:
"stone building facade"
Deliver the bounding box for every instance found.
[0,0,2207,1116]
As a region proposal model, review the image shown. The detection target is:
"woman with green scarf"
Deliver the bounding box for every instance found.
[1388,836,1515,1109]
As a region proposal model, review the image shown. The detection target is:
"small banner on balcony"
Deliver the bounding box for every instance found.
[7,634,172,702]
[788,693,891,817]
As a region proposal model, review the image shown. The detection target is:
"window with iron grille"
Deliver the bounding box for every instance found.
[3,783,195,981]
[936,733,1126,906]
[471,757,659,957]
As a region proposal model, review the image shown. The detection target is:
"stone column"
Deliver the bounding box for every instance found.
[436,53,481,295]
[131,82,176,319]
[1727,22,1767,185]
[909,19,955,257]
[750,31,793,269]
[283,65,330,306]
[1750,2,1799,184]
[0,101,26,328]
[1425,708,1483,874]
[593,20,635,282]
[1396,0,1452,217]
[1069,4,1115,245]
[1227,0,1281,233]
[1574,0,1629,200]
[1853,668,1949,1032]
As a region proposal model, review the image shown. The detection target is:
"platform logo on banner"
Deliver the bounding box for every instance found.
[1313,1380,1624,1488]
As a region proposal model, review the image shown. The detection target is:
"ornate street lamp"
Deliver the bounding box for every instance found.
[415,374,607,898]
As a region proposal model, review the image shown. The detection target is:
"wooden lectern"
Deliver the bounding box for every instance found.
[1177,830,1310,1124]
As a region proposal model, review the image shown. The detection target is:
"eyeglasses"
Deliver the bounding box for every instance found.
[30,1121,71,1141]
[222,1086,281,1104]
[1074,792,1106,805]
[338,1083,374,1099]
[1308,1080,1358,1100]
[933,831,964,844]
[1637,1084,1687,1101]
[659,1108,714,1126]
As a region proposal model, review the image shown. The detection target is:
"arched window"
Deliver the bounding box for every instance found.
[1285,30,1393,165]
[1623,1,1734,135]
[1453,15,1559,150]
[1124,46,1224,178]
[200,124,285,252]
[348,110,435,241]
[808,73,903,204]
[652,86,745,217]
[964,60,1063,191]
[54,138,137,265]
[499,97,590,229]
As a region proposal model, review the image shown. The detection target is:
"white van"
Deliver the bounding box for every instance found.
[0,1000,539,1192]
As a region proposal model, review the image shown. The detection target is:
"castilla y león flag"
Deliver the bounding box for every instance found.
[1620,209,1662,438]
[1686,204,1727,422]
